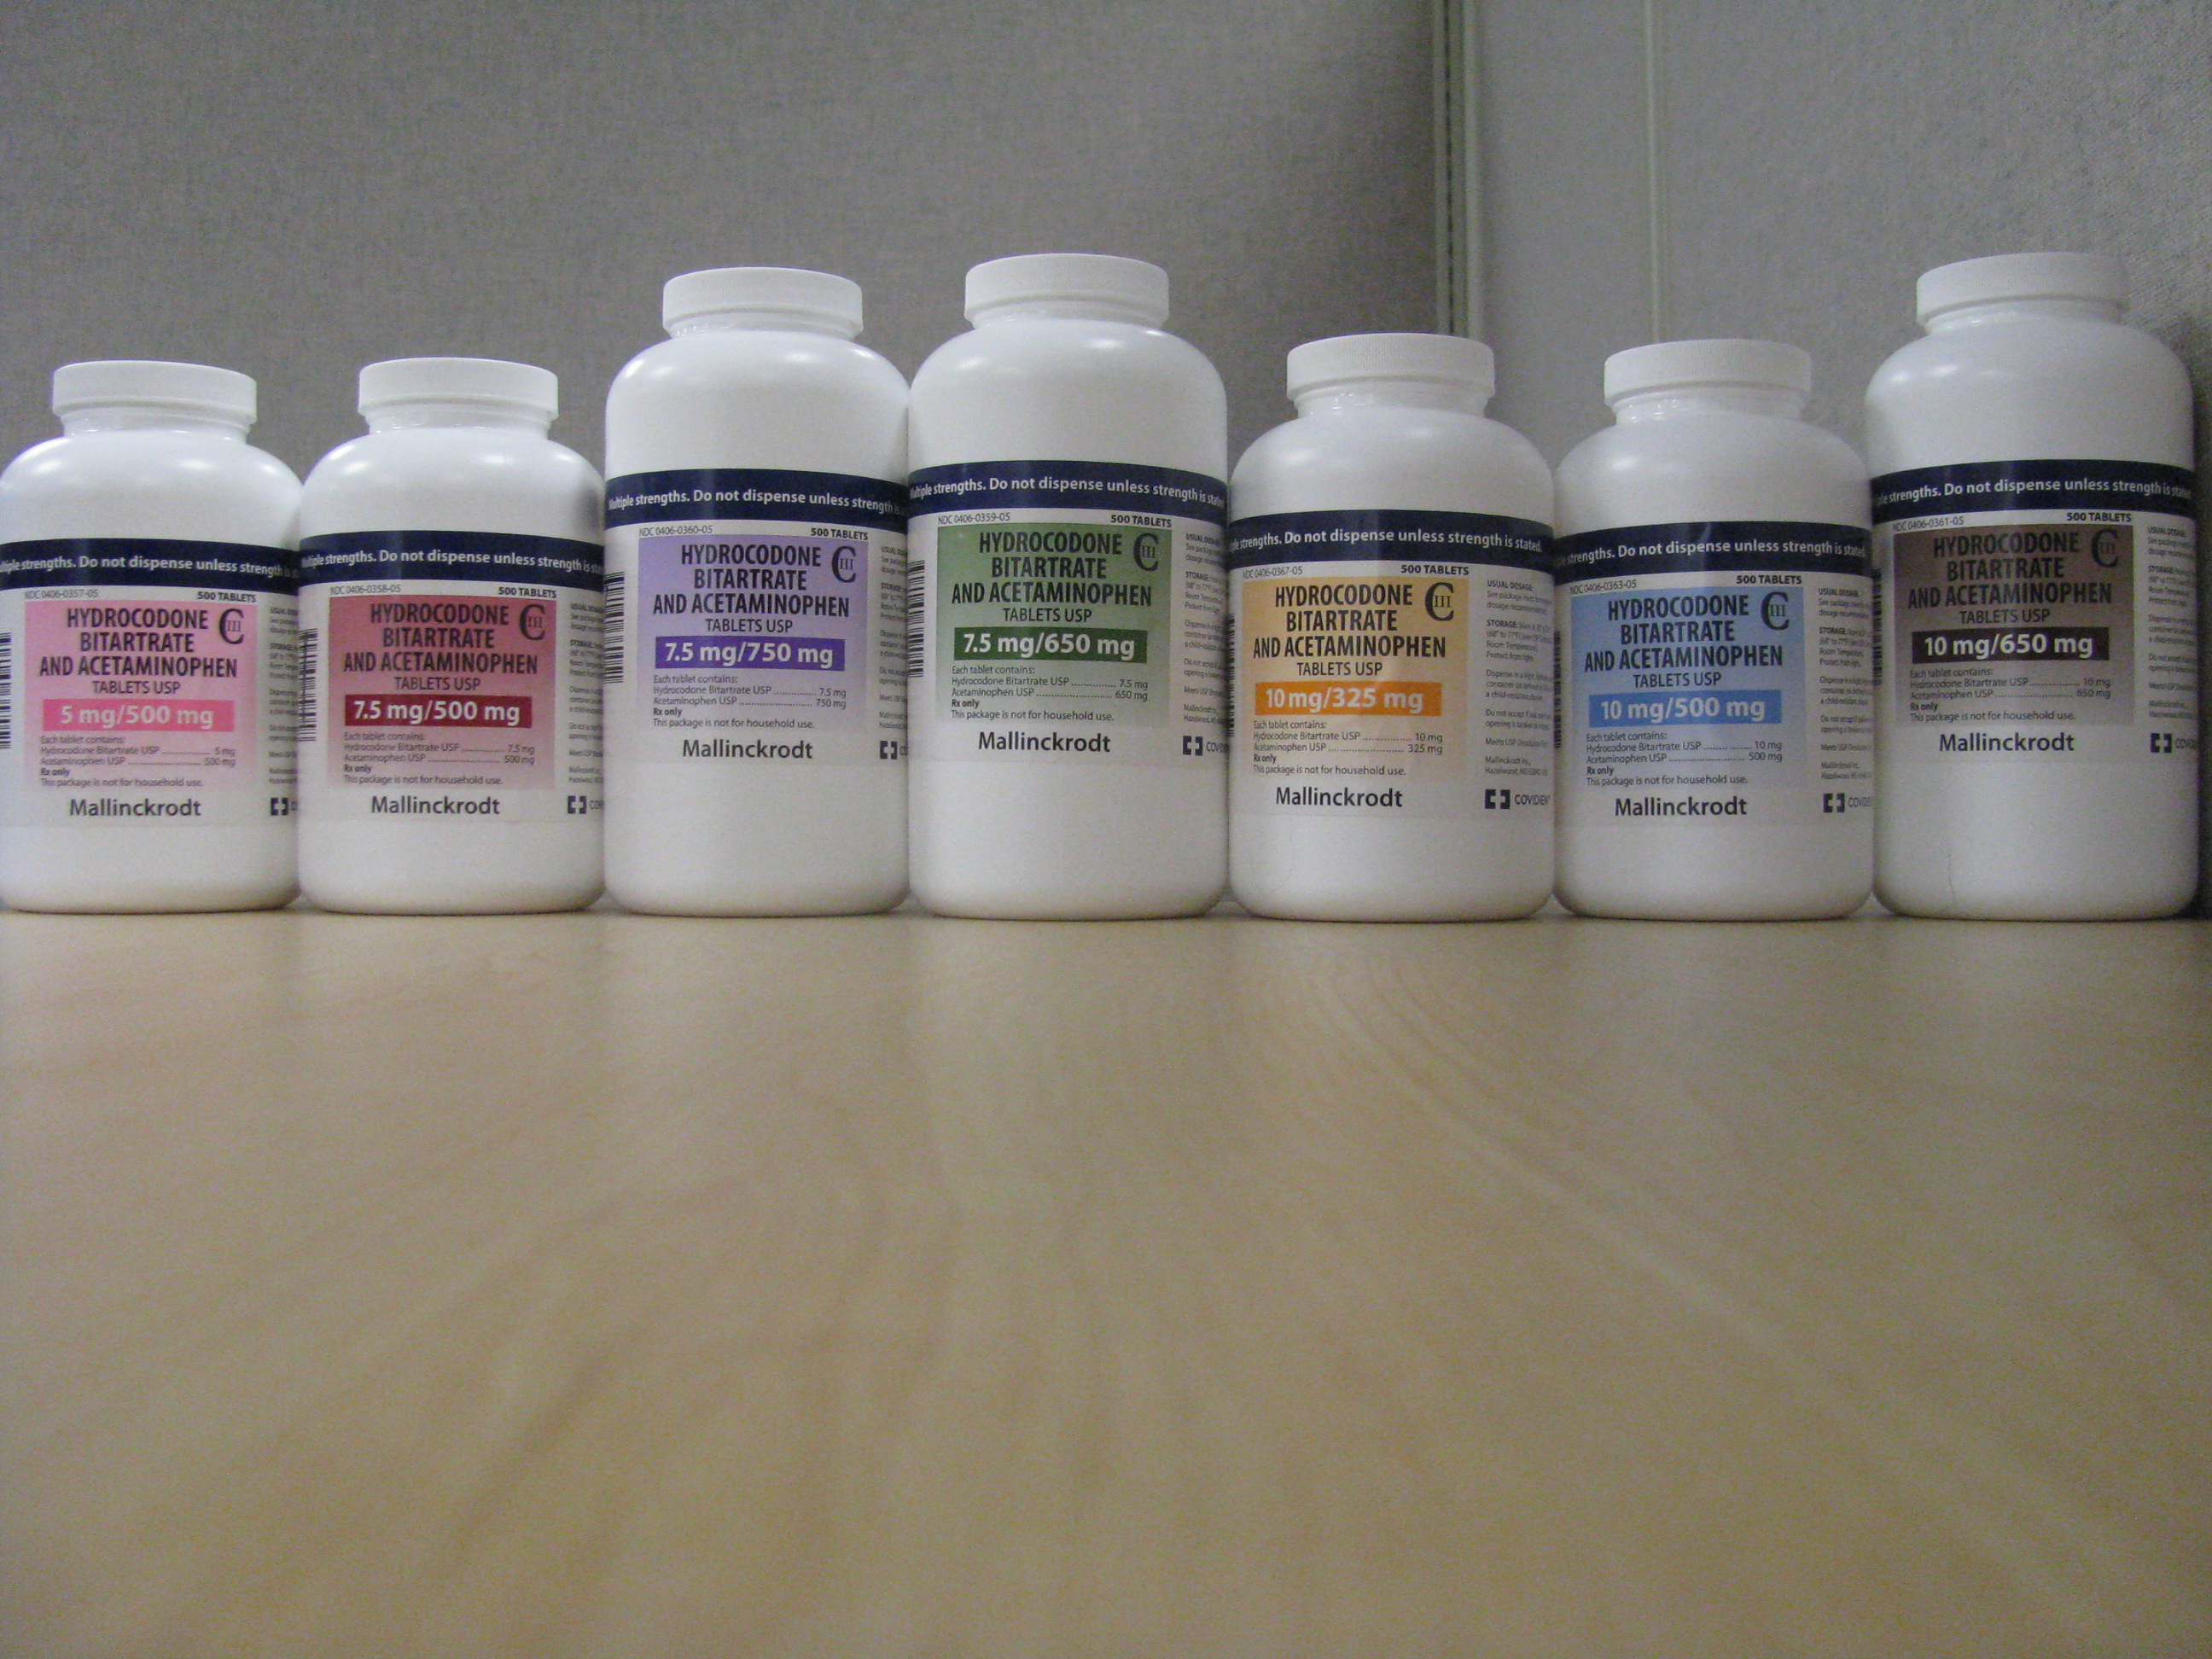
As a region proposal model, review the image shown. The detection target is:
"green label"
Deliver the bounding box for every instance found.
[937,516,1170,725]
[951,626,1148,663]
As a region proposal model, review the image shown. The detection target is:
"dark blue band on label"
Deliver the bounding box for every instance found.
[1227,509,1551,573]
[1870,460,2197,524]
[1554,521,1870,584]
[908,461,1228,524]
[0,538,295,594]
[605,469,905,533]
[299,530,602,591]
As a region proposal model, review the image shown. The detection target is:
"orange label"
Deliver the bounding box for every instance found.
[1254,679,1442,719]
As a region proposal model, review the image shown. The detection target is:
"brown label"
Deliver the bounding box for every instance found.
[1889,519,2133,726]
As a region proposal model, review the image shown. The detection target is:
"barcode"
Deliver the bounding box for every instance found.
[0,632,12,749]
[602,571,626,684]
[905,560,926,677]
[1870,568,1884,683]
[1550,626,1562,750]
[296,627,321,741]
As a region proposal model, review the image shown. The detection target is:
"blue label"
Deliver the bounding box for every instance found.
[908,461,1227,524]
[1567,579,1807,791]
[1226,509,1551,572]
[1870,460,2197,524]
[1554,521,1868,585]
[605,469,905,533]
[1587,689,1783,728]
[0,537,295,594]
[1571,585,1801,681]
[299,529,601,590]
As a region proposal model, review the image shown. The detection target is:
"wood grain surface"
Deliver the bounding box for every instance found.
[4,911,2209,1657]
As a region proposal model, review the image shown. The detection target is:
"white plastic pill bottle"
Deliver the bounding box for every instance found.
[295,358,604,912]
[0,360,301,911]
[602,267,910,915]
[1866,253,2197,918]
[907,253,1229,918]
[1227,332,1554,920]
[1554,339,1874,919]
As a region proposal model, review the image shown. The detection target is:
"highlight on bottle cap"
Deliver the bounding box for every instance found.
[52,359,257,423]
[1603,338,1812,405]
[662,266,864,336]
[1286,332,1495,400]
[1915,252,2126,323]
[358,357,557,419]
[964,253,1170,326]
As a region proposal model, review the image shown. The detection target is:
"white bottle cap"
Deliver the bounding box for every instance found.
[964,253,1170,326]
[1604,338,1812,404]
[358,356,557,420]
[662,267,862,336]
[1286,332,1494,399]
[52,359,257,423]
[1915,252,2127,322]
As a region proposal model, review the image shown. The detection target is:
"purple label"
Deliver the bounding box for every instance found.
[654,634,847,672]
[638,529,867,714]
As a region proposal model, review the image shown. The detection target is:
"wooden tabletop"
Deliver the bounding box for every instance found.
[4,909,2209,1657]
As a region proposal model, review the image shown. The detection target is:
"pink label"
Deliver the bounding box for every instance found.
[26,597,256,783]
[42,697,236,733]
[324,593,556,789]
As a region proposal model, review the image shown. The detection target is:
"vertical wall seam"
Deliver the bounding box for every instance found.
[1437,0,1485,340]
[1642,0,1670,341]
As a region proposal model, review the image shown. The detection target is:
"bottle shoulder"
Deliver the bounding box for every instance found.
[915,317,1221,386]
[1557,410,1869,533]
[1866,317,2192,470]
[1871,311,2187,386]
[604,332,909,479]
[299,428,603,541]
[1231,405,1552,521]
[911,320,1227,474]
[0,429,301,544]
[609,330,909,403]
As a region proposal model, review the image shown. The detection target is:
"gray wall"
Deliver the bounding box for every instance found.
[0,0,1438,474]
[1476,0,2212,900]
[1476,0,2212,465]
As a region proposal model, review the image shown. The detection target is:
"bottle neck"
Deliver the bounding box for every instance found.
[969,298,1163,326]
[364,401,550,434]
[1611,386,1806,422]
[1924,296,2122,331]
[667,311,856,339]
[1295,380,1488,416]
[61,406,249,438]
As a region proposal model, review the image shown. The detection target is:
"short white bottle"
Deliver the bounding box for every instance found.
[602,267,910,915]
[296,358,604,912]
[0,360,301,911]
[1227,333,1554,920]
[907,253,1229,918]
[1866,253,2197,919]
[1554,339,1874,919]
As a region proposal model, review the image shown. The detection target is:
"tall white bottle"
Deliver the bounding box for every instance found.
[0,360,301,911]
[907,253,1229,918]
[1228,333,1554,920]
[1866,253,2197,918]
[296,358,604,912]
[1555,340,1874,919]
[602,267,910,915]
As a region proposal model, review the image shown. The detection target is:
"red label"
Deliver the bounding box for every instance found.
[342,694,533,729]
[323,592,556,789]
